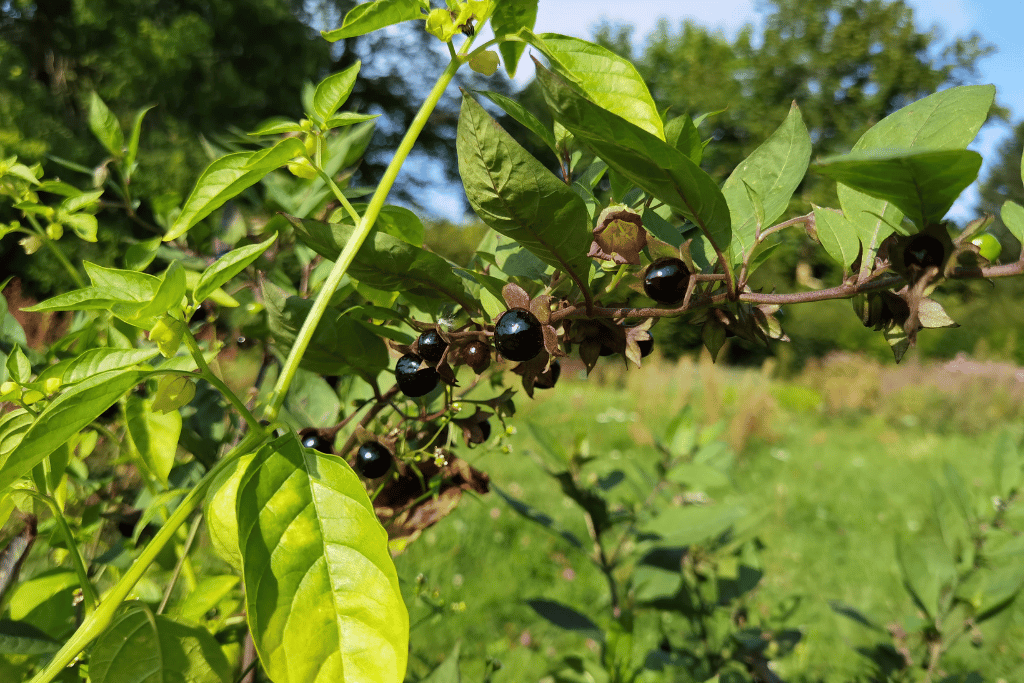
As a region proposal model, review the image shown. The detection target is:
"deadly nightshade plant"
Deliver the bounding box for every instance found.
[1,1,1023,682]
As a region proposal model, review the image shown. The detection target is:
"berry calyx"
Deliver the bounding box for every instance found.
[416,329,448,364]
[463,340,491,373]
[301,433,329,452]
[643,258,690,304]
[534,359,561,389]
[395,353,439,397]
[903,234,945,269]
[355,441,393,478]
[494,308,544,362]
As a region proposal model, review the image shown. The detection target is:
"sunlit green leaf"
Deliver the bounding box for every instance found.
[126,395,182,487]
[491,0,538,77]
[475,89,557,156]
[321,0,424,42]
[813,205,861,270]
[1002,200,1024,245]
[88,92,124,158]
[238,435,408,683]
[313,62,362,124]
[457,94,592,290]
[194,235,276,306]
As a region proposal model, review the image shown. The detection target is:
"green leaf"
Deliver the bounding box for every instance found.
[723,102,811,263]
[204,453,255,572]
[421,642,462,683]
[88,92,124,158]
[89,603,231,683]
[535,63,731,255]
[813,205,861,271]
[456,94,593,289]
[0,620,60,656]
[264,283,389,379]
[5,345,29,384]
[312,61,362,124]
[321,0,424,42]
[58,348,161,385]
[248,118,306,136]
[475,89,557,156]
[64,213,99,242]
[114,261,187,328]
[285,370,342,429]
[126,395,182,487]
[171,575,240,624]
[642,502,748,546]
[664,115,703,165]
[815,148,982,229]
[324,112,380,128]
[0,369,148,492]
[530,32,664,140]
[1001,200,1024,246]
[238,434,408,683]
[125,236,162,271]
[491,0,538,77]
[838,85,994,276]
[194,235,276,306]
[125,105,155,174]
[21,286,134,314]
[286,215,479,312]
[329,204,425,246]
[166,137,306,240]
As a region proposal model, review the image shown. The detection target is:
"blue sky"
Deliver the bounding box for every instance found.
[448,0,1023,223]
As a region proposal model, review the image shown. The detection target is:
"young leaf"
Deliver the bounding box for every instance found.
[166,137,305,240]
[194,235,276,306]
[87,92,124,159]
[125,395,182,487]
[312,61,362,124]
[529,32,665,140]
[815,148,982,229]
[248,118,306,136]
[456,94,593,289]
[58,348,161,385]
[237,435,408,683]
[0,369,148,492]
[491,0,538,77]
[89,603,232,683]
[5,346,29,384]
[534,63,731,255]
[813,205,860,271]
[1001,200,1024,245]
[286,216,479,312]
[125,105,155,174]
[475,90,557,156]
[722,102,811,264]
[321,0,424,42]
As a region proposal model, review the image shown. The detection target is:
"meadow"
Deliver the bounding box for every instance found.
[395,349,1024,682]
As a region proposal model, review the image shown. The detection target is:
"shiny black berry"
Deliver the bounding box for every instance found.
[395,353,439,397]
[355,441,392,478]
[643,258,690,304]
[534,359,561,389]
[416,329,448,364]
[463,340,491,373]
[638,336,654,358]
[903,234,945,269]
[301,433,329,452]
[494,308,544,362]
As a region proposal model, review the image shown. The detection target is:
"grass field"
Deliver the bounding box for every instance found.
[394,351,1024,682]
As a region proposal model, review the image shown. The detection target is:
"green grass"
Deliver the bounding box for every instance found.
[395,355,1024,682]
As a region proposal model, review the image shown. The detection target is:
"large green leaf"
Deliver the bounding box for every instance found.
[529,32,664,140]
[166,137,306,240]
[0,369,148,493]
[535,63,731,255]
[89,603,231,683]
[722,102,810,263]
[321,0,423,42]
[475,89,557,156]
[837,85,994,275]
[194,235,277,306]
[331,204,425,247]
[286,215,479,312]
[456,94,592,288]
[263,283,389,379]
[491,0,538,78]
[816,148,982,229]
[238,435,408,683]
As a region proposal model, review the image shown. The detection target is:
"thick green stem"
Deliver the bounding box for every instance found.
[27,431,261,683]
[263,55,466,419]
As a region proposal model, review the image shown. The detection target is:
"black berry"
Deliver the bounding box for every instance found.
[355,441,392,478]
[301,433,329,452]
[534,359,561,389]
[463,340,491,373]
[395,353,439,397]
[903,234,945,269]
[638,336,654,358]
[643,258,690,304]
[494,308,544,362]
[416,329,448,364]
